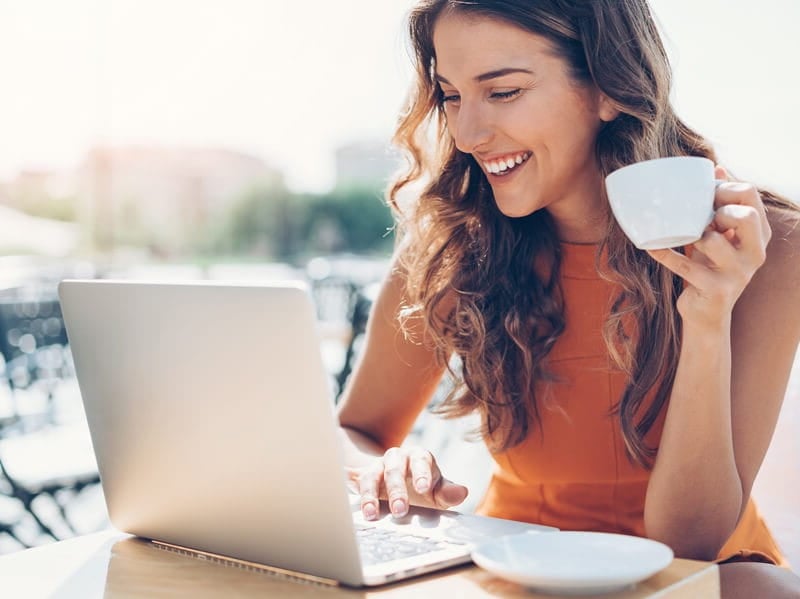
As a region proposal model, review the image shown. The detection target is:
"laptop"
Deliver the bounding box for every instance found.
[58,279,554,587]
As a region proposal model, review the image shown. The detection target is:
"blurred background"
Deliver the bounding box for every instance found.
[0,0,797,568]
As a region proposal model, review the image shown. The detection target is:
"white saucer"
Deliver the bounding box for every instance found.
[471,531,674,596]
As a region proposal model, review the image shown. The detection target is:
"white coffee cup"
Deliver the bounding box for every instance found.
[604,156,717,250]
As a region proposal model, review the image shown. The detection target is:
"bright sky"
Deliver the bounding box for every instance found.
[1,0,798,196]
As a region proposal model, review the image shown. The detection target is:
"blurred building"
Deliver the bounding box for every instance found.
[76,145,284,251]
[0,146,285,256]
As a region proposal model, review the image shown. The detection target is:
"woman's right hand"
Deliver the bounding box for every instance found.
[346,446,469,520]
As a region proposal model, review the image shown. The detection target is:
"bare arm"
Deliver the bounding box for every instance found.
[336,252,468,518]
[646,178,800,559]
[336,252,444,455]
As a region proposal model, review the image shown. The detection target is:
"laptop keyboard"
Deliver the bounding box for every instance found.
[355,526,468,566]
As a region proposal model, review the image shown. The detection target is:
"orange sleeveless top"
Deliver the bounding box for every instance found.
[474,242,786,566]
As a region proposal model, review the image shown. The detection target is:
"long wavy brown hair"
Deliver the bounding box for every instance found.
[387,0,798,466]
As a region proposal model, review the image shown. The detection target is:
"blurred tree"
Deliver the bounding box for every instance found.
[204,184,310,259]
[304,186,394,254]
[6,192,77,222]
[201,183,394,261]
[113,198,154,248]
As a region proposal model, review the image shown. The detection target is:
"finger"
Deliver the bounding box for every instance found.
[407,447,434,494]
[713,181,769,239]
[714,164,730,182]
[431,478,469,509]
[713,204,770,260]
[714,181,760,208]
[646,247,714,289]
[382,447,410,517]
[345,467,360,495]
[687,229,716,268]
[357,463,384,521]
[692,229,739,271]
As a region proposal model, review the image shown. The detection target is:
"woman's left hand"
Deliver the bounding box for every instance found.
[647,166,772,330]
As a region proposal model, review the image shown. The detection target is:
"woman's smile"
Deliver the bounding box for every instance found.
[480,151,531,175]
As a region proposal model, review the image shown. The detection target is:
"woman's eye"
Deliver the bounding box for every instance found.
[440,91,460,104]
[491,89,522,101]
[439,88,520,105]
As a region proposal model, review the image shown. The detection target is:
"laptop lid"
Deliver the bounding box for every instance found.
[58,280,365,585]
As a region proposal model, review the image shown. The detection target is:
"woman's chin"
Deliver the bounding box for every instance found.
[494,199,538,219]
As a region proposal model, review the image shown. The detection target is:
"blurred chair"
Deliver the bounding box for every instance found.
[0,476,29,549]
[0,293,71,430]
[336,285,373,397]
[0,290,104,549]
[311,276,357,325]
[0,423,102,547]
[310,276,375,400]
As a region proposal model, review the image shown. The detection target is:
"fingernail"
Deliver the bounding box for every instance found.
[415,477,429,493]
[363,503,377,520]
[391,499,406,515]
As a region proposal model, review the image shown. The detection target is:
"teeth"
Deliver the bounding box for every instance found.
[482,152,530,176]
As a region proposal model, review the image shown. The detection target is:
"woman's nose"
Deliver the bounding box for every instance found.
[451,103,493,154]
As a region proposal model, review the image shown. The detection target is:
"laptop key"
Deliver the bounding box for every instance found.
[357,527,467,566]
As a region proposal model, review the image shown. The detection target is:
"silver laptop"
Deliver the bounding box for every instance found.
[58,279,553,587]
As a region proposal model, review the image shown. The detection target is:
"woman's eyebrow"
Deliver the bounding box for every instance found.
[435,67,534,86]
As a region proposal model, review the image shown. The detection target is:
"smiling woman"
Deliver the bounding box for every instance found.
[432,12,616,228]
[334,1,800,598]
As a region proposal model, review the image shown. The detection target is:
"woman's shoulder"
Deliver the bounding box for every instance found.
[761,200,800,288]
[727,199,800,377]
[739,200,800,320]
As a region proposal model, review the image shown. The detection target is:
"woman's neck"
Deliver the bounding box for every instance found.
[549,206,608,244]
[545,169,609,244]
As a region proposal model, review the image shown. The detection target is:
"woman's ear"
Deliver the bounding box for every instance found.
[598,93,620,122]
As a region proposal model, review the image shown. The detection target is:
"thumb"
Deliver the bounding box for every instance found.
[433,478,469,508]
[714,164,730,181]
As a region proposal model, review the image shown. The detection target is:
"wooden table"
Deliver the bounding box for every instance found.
[0,530,719,598]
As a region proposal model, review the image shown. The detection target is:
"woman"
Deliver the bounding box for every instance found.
[336,1,800,596]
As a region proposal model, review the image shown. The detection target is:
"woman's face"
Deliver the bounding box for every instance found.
[432,11,617,227]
